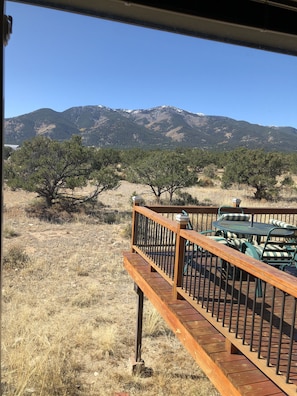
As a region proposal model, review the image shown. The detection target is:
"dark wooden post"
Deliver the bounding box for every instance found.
[1,4,12,382]
[173,213,189,300]
[131,196,142,253]
[0,0,4,383]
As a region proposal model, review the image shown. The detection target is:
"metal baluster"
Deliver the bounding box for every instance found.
[228,269,236,332]
[276,291,286,375]
[250,280,259,351]
[242,274,251,346]
[216,258,223,322]
[235,269,243,338]
[267,287,276,368]
[257,282,267,359]
[286,298,297,383]
[222,262,230,328]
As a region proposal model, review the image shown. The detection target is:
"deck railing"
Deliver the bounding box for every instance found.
[131,201,297,395]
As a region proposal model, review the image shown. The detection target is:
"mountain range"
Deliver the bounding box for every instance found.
[4,105,297,151]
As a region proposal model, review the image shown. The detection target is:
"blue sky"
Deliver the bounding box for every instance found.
[4,1,297,128]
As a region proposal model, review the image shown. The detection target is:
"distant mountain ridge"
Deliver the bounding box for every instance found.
[4,105,297,151]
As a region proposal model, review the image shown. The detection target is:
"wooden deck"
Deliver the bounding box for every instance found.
[182,253,297,391]
[124,251,288,396]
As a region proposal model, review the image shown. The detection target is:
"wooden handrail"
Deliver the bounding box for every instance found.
[135,205,179,232]
[146,205,297,215]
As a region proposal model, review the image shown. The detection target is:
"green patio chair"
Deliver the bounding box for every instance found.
[182,210,228,275]
[182,209,227,241]
[241,222,297,297]
[216,209,251,251]
[215,208,253,279]
[218,205,244,217]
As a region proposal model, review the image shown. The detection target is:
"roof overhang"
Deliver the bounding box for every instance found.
[6,0,297,55]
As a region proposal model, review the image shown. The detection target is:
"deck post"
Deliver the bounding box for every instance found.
[131,196,142,253]
[173,213,189,300]
[225,338,240,355]
[132,283,145,374]
[232,198,241,207]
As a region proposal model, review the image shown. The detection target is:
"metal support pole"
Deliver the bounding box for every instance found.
[132,283,145,374]
[134,283,143,362]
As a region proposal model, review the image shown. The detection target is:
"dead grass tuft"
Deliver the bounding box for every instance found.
[2,300,83,396]
[143,304,170,337]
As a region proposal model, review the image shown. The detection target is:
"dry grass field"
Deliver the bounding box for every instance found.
[2,180,297,396]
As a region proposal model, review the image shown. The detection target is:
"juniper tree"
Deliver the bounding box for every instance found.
[5,136,119,207]
[222,147,284,200]
[127,150,197,203]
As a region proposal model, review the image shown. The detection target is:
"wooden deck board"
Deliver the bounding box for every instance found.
[124,251,286,396]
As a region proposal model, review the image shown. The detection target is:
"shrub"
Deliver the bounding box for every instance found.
[281,175,294,187]
[203,164,217,179]
[121,223,132,239]
[25,200,74,223]
[197,178,214,187]
[3,226,19,238]
[3,245,30,269]
[25,199,132,225]
[171,191,199,206]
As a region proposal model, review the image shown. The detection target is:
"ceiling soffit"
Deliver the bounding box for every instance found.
[7,0,297,55]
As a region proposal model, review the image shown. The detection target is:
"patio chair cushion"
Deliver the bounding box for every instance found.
[225,231,238,238]
[228,237,249,250]
[269,218,296,229]
[254,243,291,259]
[219,213,251,221]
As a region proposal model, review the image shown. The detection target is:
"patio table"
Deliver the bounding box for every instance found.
[212,219,293,243]
[212,219,295,287]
